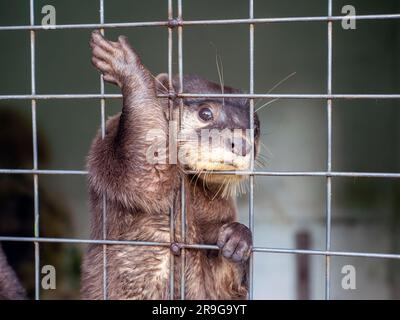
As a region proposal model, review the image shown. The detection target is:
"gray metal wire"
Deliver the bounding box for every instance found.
[2,93,400,100]
[248,0,255,300]
[1,236,400,260]
[1,169,400,178]
[177,0,187,301]
[1,13,400,31]
[99,0,108,301]
[167,0,177,301]
[28,0,40,301]
[325,0,333,300]
[0,1,399,301]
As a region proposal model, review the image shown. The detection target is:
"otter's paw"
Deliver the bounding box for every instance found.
[217,222,252,263]
[89,30,144,87]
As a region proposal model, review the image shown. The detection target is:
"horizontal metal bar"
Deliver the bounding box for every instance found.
[0,21,168,31]
[183,243,219,250]
[0,236,399,260]
[179,93,400,99]
[2,93,400,101]
[185,171,400,178]
[0,169,87,175]
[1,13,400,31]
[0,94,122,100]
[253,247,400,260]
[1,169,399,178]
[0,236,170,247]
[182,14,400,25]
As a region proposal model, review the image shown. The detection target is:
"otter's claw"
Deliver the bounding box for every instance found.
[89,30,142,87]
[217,222,252,263]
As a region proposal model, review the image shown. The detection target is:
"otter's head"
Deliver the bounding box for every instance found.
[156,73,260,197]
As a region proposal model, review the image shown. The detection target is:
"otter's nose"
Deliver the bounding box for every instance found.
[226,137,251,157]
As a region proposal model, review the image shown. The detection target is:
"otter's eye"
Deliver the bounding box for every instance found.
[198,107,213,122]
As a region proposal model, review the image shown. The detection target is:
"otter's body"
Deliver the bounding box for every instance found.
[81,31,257,300]
[81,115,247,299]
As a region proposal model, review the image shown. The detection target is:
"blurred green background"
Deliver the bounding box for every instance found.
[0,0,399,299]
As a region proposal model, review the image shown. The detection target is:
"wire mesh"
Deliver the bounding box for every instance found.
[0,0,399,300]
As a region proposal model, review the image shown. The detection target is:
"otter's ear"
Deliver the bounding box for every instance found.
[155,73,173,95]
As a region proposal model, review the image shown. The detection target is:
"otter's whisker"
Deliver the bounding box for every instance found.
[211,43,225,106]
[266,71,296,95]
[255,71,296,110]
[212,176,227,201]
[151,73,169,93]
[259,143,273,160]
[193,169,203,197]
[255,98,280,113]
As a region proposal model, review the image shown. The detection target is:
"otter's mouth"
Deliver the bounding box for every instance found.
[188,168,248,199]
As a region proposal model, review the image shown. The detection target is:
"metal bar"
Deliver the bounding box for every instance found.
[99,0,107,301]
[178,93,400,99]
[1,13,400,31]
[248,0,255,300]
[1,2,399,302]
[0,94,122,100]
[0,169,88,175]
[29,0,40,301]
[1,236,400,260]
[4,93,400,100]
[177,0,186,301]
[1,169,400,178]
[167,0,175,300]
[0,236,171,247]
[184,171,400,178]
[179,14,400,25]
[251,248,400,260]
[325,0,333,300]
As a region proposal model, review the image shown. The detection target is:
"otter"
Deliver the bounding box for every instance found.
[0,244,26,300]
[81,30,260,300]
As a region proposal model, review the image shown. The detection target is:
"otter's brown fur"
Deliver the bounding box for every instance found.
[81,31,254,299]
[0,245,26,300]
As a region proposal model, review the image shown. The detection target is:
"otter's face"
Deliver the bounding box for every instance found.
[155,73,261,193]
[177,97,260,188]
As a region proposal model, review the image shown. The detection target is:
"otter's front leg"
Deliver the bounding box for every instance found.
[217,222,252,263]
[203,222,252,298]
[87,30,177,214]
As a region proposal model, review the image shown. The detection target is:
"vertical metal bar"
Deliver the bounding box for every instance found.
[248,0,255,300]
[30,0,40,301]
[325,0,333,300]
[177,0,186,300]
[167,0,175,300]
[99,0,108,300]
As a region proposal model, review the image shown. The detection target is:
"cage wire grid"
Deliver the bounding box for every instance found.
[0,0,399,300]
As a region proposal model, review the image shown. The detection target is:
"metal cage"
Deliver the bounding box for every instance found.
[0,0,400,300]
